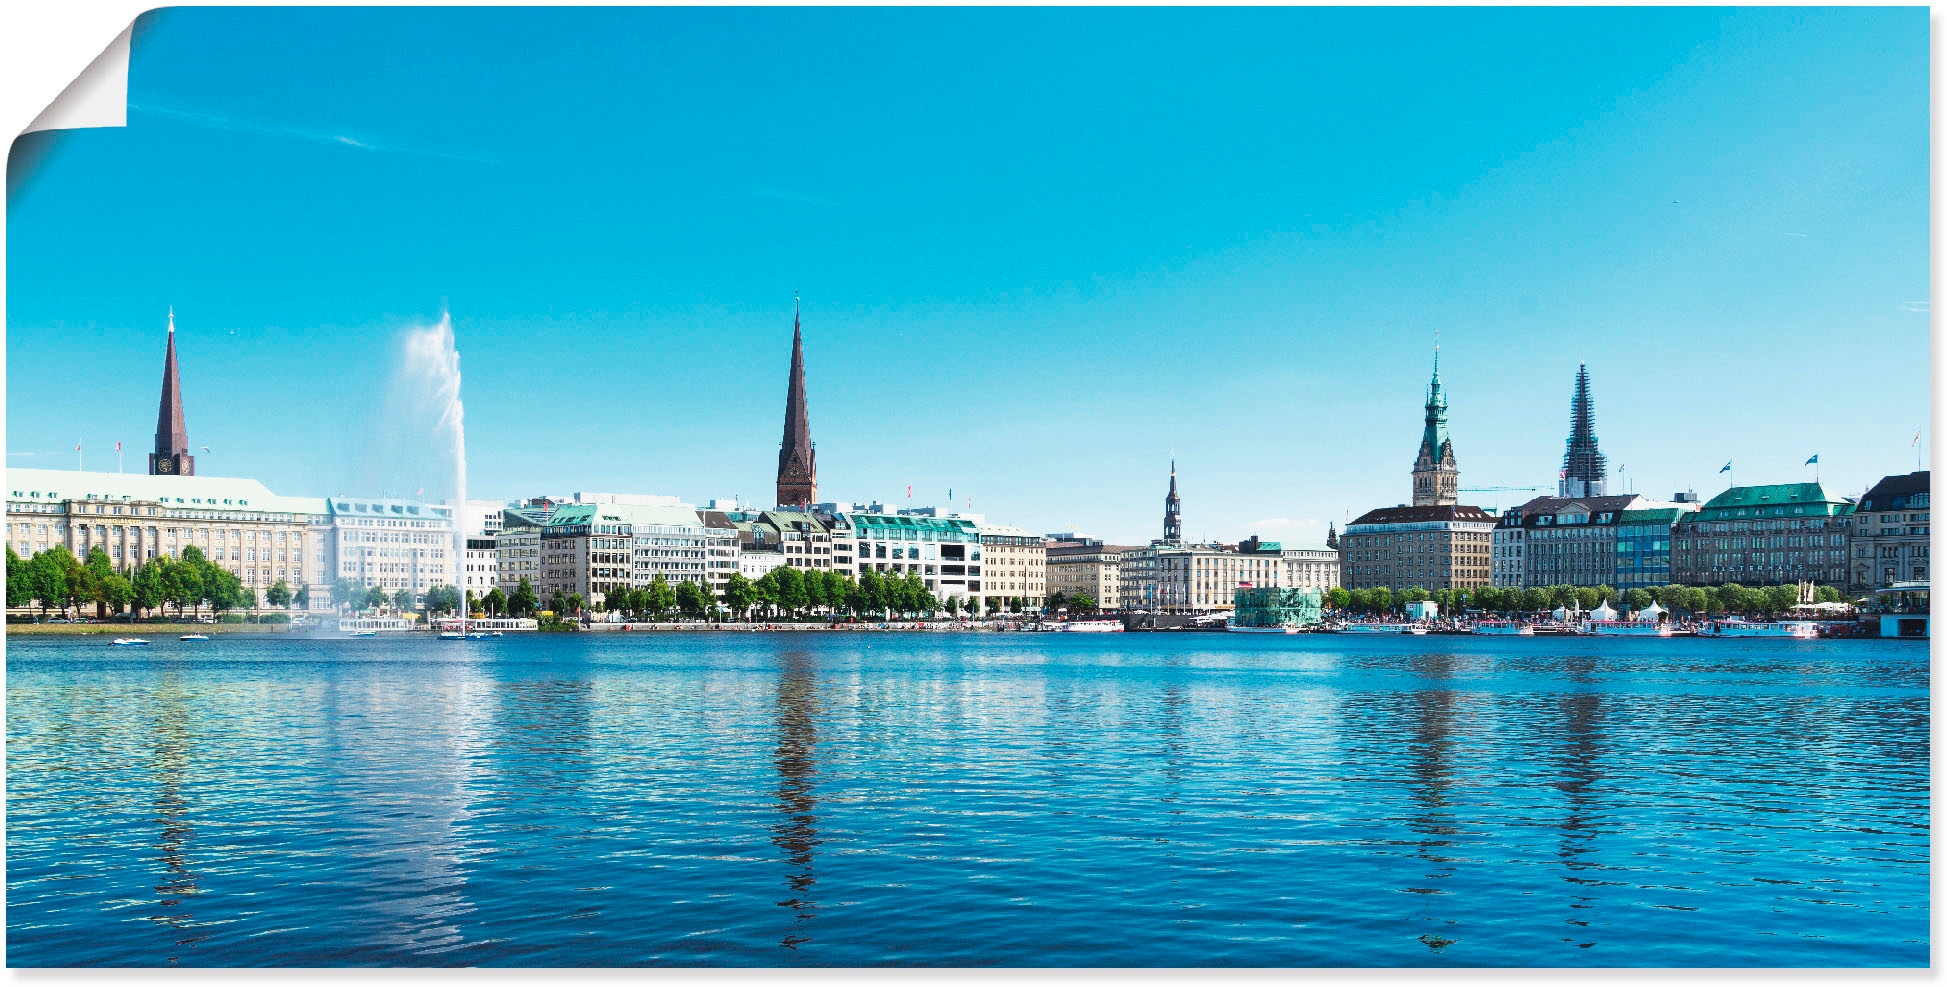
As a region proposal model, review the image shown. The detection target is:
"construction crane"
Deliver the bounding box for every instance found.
[1460,485,1545,493]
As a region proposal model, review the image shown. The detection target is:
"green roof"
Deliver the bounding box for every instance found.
[1616,507,1695,525]
[1678,482,1854,524]
[847,511,980,539]
[6,467,328,516]
[542,502,703,532]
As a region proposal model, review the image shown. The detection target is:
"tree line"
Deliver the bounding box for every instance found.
[7,545,301,620]
[1325,582,1848,618]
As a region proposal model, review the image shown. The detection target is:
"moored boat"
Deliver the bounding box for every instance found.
[1063,619,1124,633]
[1471,620,1534,636]
[1697,618,1818,639]
[178,634,211,642]
[111,637,149,646]
[1226,623,1299,634]
[1337,623,1406,634]
[1584,620,1671,637]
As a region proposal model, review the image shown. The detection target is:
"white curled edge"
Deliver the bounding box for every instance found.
[22,21,133,136]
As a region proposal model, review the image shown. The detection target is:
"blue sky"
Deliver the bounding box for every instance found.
[6,7,1928,544]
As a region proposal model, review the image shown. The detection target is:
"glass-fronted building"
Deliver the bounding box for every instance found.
[1613,507,1695,590]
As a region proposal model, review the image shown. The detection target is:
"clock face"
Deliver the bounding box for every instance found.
[157,458,174,474]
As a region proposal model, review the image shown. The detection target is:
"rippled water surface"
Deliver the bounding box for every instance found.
[6,632,1929,966]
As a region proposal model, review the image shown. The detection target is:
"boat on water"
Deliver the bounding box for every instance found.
[1403,625,1429,635]
[1471,620,1534,636]
[1698,618,1818,639]
[178,634,211,642]
[1584,620,1671,637]
[437,630,467,640]
[1336,623,1402,634]
[111,637,149,646]
[346,630,378,638]
[1227,623,1299,634]
[1063,619,1124,633]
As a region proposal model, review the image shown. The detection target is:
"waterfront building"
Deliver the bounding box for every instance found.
[328,498,458,602]
[1118,545,1163,610]
[762,510,837,572]
[1339,505,1497,591]
[149,310,196,477]
[1614,505,1698,590]
[975,523,1045,612]
[1490,514,1526,588]
[1045,538,1136,611]
[817,508,858,579]
[494,506,547,592]
[738,547,786,579]
[1670,483,1853,587]
[1847,471,1929,592]
[537,502,713,606]
[698,511,743,596]
[849,511,983,600]
[457,499,507,601]
[1120,538,1316,613]
[1557,364,1608,498]
[775,299,818,508]
[1501,494,1642,588]
[1278,542,1341,591]
[1163,461,1183,542]
[1410,350,1459,507]
[6,467,330,605]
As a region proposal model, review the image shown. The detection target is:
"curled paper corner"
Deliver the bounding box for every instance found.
[22,20,134,136]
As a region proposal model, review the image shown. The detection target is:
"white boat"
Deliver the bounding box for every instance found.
[111,637,149,646]
[437,631,466,640]
[1584,620,1671,637]
[1403,626,1428,635]
[1471,621,1534,636]
[1227,623,1299,634]
[1337,623,1405,634]
[1063,619,1124,633]
[178,634,211,642]
[346,630,378,638]
[1698,619,1818,639]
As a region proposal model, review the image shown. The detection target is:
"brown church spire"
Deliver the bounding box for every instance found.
[775,294,816,506]
[149,308,195,476]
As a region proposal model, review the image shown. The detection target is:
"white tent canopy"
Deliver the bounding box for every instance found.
[1551,606,1569,623]
[1636,601,1667,622]
[1590,600,1618,622]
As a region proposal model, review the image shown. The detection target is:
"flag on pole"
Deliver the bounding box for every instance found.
[115,441,121,452]
[1719,461,1732,473]
[1914,430,1923,447]
[906,484,912,499]
[1805,454,1818,465]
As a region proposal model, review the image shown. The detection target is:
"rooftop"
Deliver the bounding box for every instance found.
[7,467,328,516]
[1859,471,1930,512]
[1348,504,1496,526]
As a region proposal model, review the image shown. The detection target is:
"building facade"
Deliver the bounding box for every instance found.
[1278,543,1341,592]
[1614,506,1696,590]
[1339,505,1497,591]
[6,468,330,605]
[1411,351,1459,507]
[976,524,1045,611]
[848,511,983,600]
[775,299,818,507]
[1848,471,1929,591]
[494,506,546,593]
[537,502,715,606]
[1671,483,1853,588]
[1490,515,1526,588]
[1045,538,1133,611]
[328,498,458,602]
[1501,495,1642,588]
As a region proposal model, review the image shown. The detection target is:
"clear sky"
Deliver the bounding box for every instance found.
[5,7,1929,545]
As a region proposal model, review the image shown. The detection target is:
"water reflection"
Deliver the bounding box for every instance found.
[1404,652,1462,953]
[1555,656,1604,950]
[771,650,821,949]
[147,672,204,962]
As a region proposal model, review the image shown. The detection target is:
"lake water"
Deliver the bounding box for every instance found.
[5,631,1929,967]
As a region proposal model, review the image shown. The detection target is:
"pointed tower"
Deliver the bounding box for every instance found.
[149,309,195,476]
[1558,364,1607,498]
[775,296,817,507]
[1410,344,1458,506]
[1162,460,1182,543]
[1326,521,1339,551]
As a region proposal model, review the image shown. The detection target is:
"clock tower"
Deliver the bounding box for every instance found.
[149,309,195,477]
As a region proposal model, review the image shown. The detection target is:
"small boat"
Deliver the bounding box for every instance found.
[1063,619,1125,633]
[178,634,211,642]
[1403,626,1428,635]
[346,630,378,638]
[1336,623,1402,634]
[1698,619,1818,639]
[1584,620,1671,637]
[111,637,149,646]
[1227,623,1300,634]
[466,631,496,640]
[437,630,466,640]
[1471,620,1534,636]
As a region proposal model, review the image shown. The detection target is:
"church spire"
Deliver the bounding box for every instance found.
[1162,459,1182,543]
[1558,363,1607,497]
[149,308,194,476]
[775,293,817,507]
[1410,337,1457,506]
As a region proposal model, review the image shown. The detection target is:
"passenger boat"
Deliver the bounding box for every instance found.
[1062,619,1124,633]
[1584,620,1671,637]
[1470,621,1534,636]
[1226,623,1299,634]
[111,637,149,646]
[437,630,466,640]
[1337,623,1405,634]
[1403,625,1428,635]
[1697,619,1818,639]
[178,634,211,642]
[345,630,378,638]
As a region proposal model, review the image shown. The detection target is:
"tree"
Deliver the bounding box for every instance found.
[675,579,710,619]
[265,579,294,609]
[1763,583,1799,615]
[1400,586,1429,605]
[606,584,636,617]
[1048,590,1068,612]
[566,592,585,615]
[1573,586,1601,611]
[547,589,568,615]
[1071,593,1096,613]
[1624,588,1654,612]
[28,545,83,617]
[645,575,676,618]
[294,584,311,610]
[362,585,390,611]
[1324,586,1351,612]
[464,589,478,615]
[5,547,28,609]
[752,571,781,617]
[482,586,508,616]
[131,559,165,618]
[422,585,460,615]
[99,572,134,618]
[1814,584,1842,604]
[394,587,419,612]
[774,566,807,617]
[723,571,756,620]
[1368,586,1394,614]
[509,578,539,618]
[81,547,116,618]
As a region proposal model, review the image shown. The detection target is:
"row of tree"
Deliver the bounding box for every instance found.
[6,545,302,620]
[1326,582,1847,618]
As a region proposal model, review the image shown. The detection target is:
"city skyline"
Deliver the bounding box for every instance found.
[6,7,1929,545]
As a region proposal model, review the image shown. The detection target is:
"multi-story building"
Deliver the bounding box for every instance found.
[1149,540,1310,612]
[1119,545,1163,611]
[536,502,714,606]
[1501,495,1643,588]
[1340,505,1498,591]
[1046,538,1136,611]
[1847,471,1929,591]
[462,536,498,600]
[1614,506,1698,590]
[739,547,786,579]
[848,511,983,600]
[328,498,458,602]
[976,524,1045,611]
[1490,514,1526,589]
[1671,483,1854,588]
[763,510,837,572]
[698,511,743,596]
[1278,543,1341,592]
[6,468,331,605]
[495,506,546,593]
